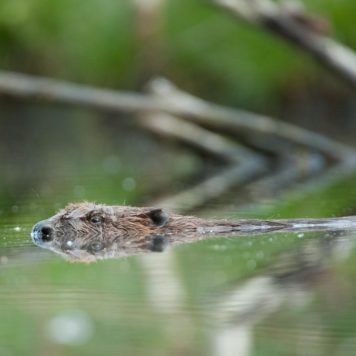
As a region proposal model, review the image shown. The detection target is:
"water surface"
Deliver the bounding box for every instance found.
[2,189,356,356]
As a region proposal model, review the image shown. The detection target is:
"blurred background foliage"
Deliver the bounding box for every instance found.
[1,0,356,215]
[1,0,356,106]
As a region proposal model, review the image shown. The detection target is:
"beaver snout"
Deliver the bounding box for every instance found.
[31,220,54,246]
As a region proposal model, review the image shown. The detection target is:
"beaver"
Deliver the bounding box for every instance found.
[31,202,356,262]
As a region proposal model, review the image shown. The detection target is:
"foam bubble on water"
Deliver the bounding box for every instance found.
[47,310,94,345]
[122,177,136,191]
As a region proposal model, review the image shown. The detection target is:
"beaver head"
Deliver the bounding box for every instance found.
[31,202,170,262]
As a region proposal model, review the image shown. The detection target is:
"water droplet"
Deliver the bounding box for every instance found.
[47,310,94,345]
[66,241,74,248]
[122,177,136,191]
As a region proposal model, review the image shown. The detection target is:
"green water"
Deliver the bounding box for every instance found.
[2,169,356,356]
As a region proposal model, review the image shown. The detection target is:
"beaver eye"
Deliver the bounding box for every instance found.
[89,215,103,224]
[89,241,104,253]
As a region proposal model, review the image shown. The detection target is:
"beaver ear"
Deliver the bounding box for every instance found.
[146,208,168,227]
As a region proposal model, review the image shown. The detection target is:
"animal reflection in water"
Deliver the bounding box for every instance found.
[31,202,356,262]
[209,229,354,356]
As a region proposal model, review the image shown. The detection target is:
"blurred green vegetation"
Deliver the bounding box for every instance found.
[0,0,356,108]
[0,0,355,212]
[0,0,136,85]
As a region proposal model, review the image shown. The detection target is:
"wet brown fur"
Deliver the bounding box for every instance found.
[33,202,206,262]
[32,202,356,262]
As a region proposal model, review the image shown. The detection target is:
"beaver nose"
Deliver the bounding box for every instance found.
[31,220,54,245]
